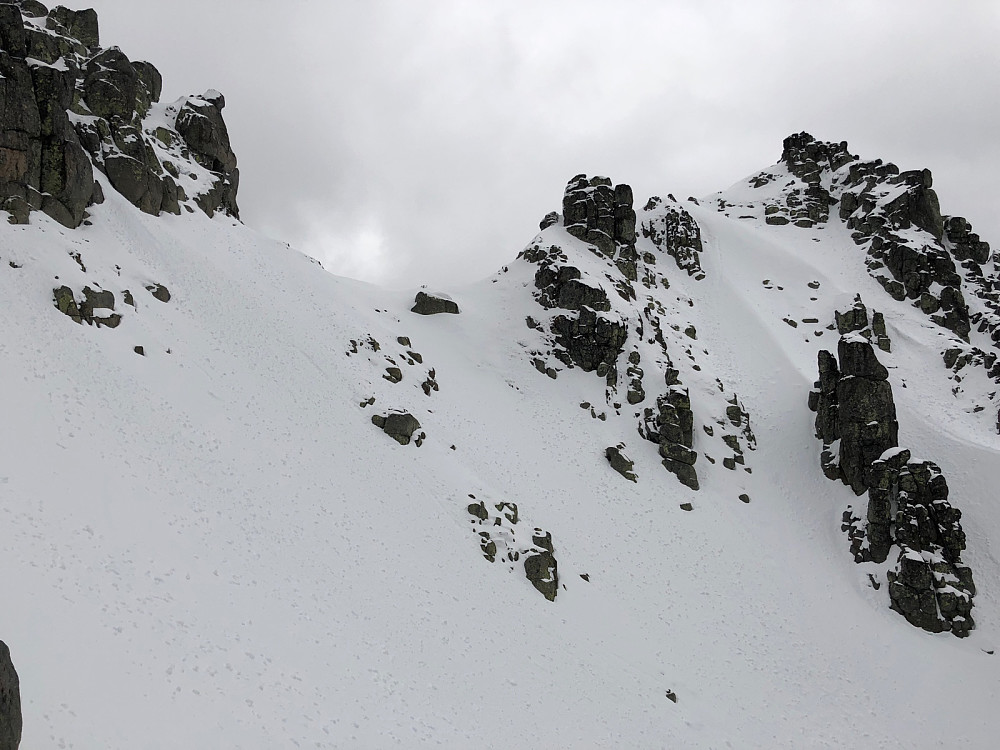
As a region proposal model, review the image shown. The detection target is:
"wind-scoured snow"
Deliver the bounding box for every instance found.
[2,169,999,749]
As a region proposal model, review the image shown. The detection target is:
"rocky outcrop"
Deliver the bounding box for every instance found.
[834,295,890,352]
[53,284,121,327]
[562,174,636,257]
[811,335,897,494]
[765,132,851,228]
[640,196,705,278]
[517,175,756,490]
[0,640,21,750]
[466,498,558,601]
[643,386,698,490]
[411,291,459,315]
[810,337,975,636]
[0,2,238,226]
[866,451,975,636]
[527,241,628,380]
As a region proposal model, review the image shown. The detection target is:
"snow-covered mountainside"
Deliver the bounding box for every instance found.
[3,3,1000,748]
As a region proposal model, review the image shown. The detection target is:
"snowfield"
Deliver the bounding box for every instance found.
[2,165,1000,749]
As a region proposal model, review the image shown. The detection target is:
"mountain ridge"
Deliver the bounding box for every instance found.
[2,3,1000,748]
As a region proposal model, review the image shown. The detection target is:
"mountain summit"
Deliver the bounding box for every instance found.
[2,4,1000,749]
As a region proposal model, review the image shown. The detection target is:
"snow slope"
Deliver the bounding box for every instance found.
[2,162,1000,750]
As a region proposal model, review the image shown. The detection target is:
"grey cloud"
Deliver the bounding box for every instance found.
[82,0,1000,287]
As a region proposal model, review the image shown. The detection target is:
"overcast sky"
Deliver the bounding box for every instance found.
[78,0,1000,289]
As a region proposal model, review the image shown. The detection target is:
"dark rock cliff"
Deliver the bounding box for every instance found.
[0,1,238,227]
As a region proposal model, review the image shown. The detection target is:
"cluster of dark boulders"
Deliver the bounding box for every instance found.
[562,174,636,256]
[640,196,705,279]
[834,295,890,352]
[870,451,975,636]
[52,280,169,327]
[823,136,982,342]
[466,499,559,601]
[524,178,715,490]
[526,239,628,383]
[757,132,851,228]
[560,174,641,281]
[0,641,20,750]
[550,306,627,380]
[809,336,975,636]
[0,1,238,226]
[643,385,698,490]
[53,283,119,326]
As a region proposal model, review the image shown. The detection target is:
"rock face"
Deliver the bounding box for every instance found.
[0,1,238,226]
[643,387,698,490]
[811,335,897,494]
[465,499,558,601]
[411,291,459,315]
[518,175,756,490]
[562,174,636,257]
[835,295,890,352]
[809,336,975,636]
[0,641,21,750]
[641,196,705,279]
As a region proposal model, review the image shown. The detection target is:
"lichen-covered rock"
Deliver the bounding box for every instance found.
[0,4,238,223]
[49,5,99,48]
[174,91,239,217]
[411,291,459,315]
[83,47,145,120]
[0,640,21,750]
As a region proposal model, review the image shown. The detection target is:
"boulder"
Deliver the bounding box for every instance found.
[83,47,144,120]
[372,411,421,445]
[605,445,637,482]
[49,5,99,48]
[131,61,162,103]
[523,531,558,601]
[410,291,459,315]
[175,93,237,174]
[104,154,163,215]
[538,210,559,230]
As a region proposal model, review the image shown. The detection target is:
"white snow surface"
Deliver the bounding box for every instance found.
[2,177,1000,749]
